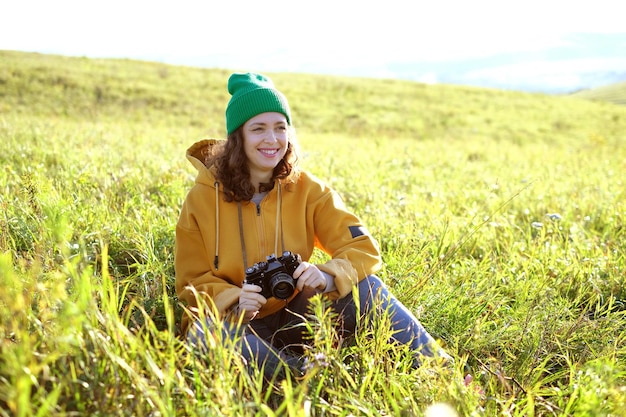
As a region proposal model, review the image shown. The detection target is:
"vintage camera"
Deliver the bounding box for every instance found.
[244,251,301,299]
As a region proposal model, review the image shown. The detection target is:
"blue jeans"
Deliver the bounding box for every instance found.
[188,275,450,381]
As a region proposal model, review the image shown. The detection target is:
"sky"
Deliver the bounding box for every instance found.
[2,0,626,93]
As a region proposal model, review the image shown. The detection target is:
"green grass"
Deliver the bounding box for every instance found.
[1,50,625,416]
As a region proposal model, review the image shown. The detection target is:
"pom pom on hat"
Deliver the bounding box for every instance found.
[225,73,292,135]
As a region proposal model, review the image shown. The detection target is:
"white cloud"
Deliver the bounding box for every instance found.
[417,72,439,85]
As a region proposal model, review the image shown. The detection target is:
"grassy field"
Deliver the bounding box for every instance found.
[1,50,625,416]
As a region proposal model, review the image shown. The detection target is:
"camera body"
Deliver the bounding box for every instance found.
[244,251,301,300]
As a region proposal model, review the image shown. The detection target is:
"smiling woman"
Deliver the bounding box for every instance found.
[174,72,452,386]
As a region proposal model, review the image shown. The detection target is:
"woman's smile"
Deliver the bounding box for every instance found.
[258,148,280,157]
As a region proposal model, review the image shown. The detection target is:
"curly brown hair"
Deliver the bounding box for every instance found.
[208,126,301,202]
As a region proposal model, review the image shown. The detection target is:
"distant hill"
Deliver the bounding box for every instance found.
[570,81,626,106]
[2,50,626,145]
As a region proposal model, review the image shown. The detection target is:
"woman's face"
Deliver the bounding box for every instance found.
[242,112,289,179]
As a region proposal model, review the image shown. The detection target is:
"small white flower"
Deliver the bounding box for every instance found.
[301,352,329,372]
[531,222,543,229]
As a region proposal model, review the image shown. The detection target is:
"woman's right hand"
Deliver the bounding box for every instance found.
[236,283,267,322]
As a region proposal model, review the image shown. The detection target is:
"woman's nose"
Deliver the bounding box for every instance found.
[264,130,277,143]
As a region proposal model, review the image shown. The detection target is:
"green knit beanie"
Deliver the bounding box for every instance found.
[225,72,292,135]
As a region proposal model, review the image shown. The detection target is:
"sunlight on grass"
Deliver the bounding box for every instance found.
[1,50,625,416]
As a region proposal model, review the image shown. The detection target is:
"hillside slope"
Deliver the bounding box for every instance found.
[570,81,626,106]
[2,50,626,144]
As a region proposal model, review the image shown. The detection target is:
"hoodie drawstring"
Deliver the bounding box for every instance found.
[214,181,220,270]
[237,201,248,270]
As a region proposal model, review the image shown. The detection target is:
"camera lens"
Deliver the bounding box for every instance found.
[270,272,295,299]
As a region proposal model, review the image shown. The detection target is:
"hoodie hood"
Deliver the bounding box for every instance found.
[186,139,224,187]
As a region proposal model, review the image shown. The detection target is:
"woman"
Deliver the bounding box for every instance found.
[175,72,450,381]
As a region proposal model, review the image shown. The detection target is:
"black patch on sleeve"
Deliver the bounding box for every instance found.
[349,225,367,238]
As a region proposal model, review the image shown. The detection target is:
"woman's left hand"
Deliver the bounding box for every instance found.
[293,262,326,292]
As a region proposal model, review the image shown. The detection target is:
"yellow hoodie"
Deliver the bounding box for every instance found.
[175,139,383,333]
